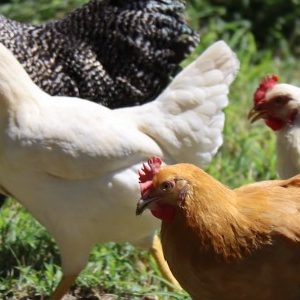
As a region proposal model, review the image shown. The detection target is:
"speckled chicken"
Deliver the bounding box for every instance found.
[137,157,300,300]
[0,0,198,108]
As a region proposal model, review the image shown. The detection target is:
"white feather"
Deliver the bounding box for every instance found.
[277,123,300,179]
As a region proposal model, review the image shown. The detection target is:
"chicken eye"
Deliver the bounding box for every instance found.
[274,96,289,105]
[161,181,174,191]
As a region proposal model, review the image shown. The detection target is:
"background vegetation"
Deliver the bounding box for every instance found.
[0,0,300,299]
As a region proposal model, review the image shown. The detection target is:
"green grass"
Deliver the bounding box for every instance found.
[0,200,190,299]
[1,1,300,299]
[0,0,88,23]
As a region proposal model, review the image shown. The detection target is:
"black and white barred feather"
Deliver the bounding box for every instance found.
[0,0,198,108]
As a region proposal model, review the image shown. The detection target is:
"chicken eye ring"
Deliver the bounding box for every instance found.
[161,181,174,191]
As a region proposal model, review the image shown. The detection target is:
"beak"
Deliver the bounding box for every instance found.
[248,106,267,123]
[136,197,158,215]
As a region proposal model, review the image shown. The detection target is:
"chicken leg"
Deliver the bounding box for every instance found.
[150,234,181,289]
[50,274,78,300]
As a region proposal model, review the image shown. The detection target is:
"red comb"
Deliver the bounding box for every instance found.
[254,74,279,104]
[138,157,162,198]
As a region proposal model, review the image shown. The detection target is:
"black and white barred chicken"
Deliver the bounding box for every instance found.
[0,0,198,108]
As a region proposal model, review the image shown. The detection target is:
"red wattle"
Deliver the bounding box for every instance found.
[151,204,175,222]
[265,118,285,131]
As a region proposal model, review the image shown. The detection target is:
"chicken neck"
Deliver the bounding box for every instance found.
[162,173,271,261]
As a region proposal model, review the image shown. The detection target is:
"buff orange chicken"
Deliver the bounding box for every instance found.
[137,157,300,300]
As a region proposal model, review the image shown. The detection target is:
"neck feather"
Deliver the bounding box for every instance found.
[167,174,271,260]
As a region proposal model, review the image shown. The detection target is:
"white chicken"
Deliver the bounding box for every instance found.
[0,41,239,299]
[248,75,300,179]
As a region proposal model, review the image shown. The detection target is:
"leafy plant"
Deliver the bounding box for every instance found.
[187,0,300,57]
[0,0,87,23]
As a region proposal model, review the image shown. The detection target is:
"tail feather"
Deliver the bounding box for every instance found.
[59,0,199,107]
[0,0,198,107]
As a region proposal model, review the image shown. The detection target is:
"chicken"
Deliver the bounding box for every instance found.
[0,0,198,107]
[0,40,238,299]
[248,75,300,179]
[0,0,198,211]
[136,157,300,300]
